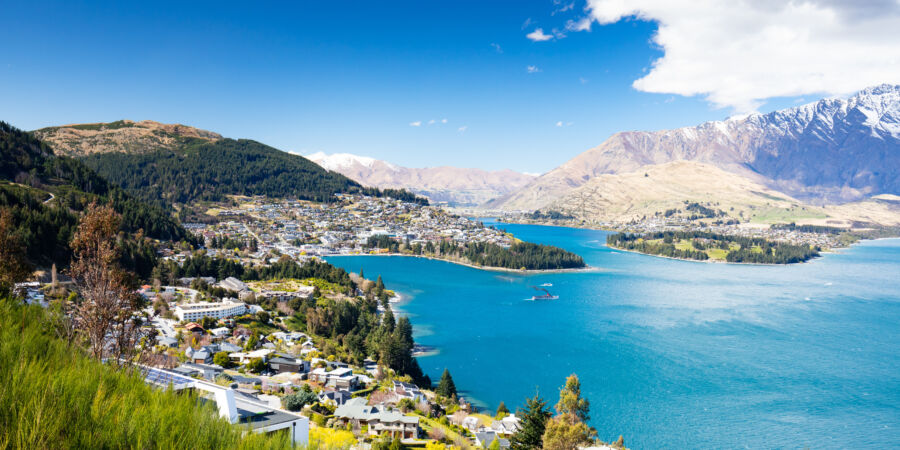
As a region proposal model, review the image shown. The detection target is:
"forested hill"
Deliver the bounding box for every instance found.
[0,121,193,265]
[36,120,426,208]
[80,138,423,208]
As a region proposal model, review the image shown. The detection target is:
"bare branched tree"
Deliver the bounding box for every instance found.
[69,203,150,364]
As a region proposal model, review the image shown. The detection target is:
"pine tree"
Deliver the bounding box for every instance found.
[375,275,385,295]
[436,368,457,398]
[509,393,551,450]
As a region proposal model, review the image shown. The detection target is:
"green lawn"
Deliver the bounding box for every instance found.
[414,414,472,448]
[707,248,729,260]
[234,317,281,335]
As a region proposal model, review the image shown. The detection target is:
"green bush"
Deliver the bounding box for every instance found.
[282,385,318,411]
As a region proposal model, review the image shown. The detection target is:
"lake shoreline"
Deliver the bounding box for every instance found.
[328,252,597,274]
[606,243,822,266]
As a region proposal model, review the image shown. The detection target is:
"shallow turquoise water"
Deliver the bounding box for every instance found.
[328,221,900,449]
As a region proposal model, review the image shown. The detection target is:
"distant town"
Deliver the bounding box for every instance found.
[191,194,513,261]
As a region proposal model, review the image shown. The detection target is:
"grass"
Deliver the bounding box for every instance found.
[414,414,472,449]
[707,248,729,260]
[234,316,281,335]
[641,237,734,261]
[468,413,495,427]
[65,120,137,131]
[0,296,292,449]
[749,206,827,224]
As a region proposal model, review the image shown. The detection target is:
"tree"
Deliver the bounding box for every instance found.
[213,351,233,368]
[555,374,590,422]
[375,275,385,295]
[541,374,596,450]
[69,204,146,362]
[0,208,31,294]
[496,401,510,419]
[200,316,218,330]
[256,310,270,323]
[283,385,317,411]
[488,438,501,450]
[246,357,267,374]
[509,393,551,450]
[244,331,259,351]
[436,368,457,398]
[397,397,416,413]
[541,418,595,450]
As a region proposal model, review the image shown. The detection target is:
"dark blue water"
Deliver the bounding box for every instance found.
[328,221,900,449]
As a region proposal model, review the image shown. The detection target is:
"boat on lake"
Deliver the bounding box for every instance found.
[529,286,558,300]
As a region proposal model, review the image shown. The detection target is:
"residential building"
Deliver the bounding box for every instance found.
[334,398,419,439]
[219,277,249,292]
[269,356,308,374]
[475,431,509,449]
[141,367,308,445]
[174,300,247,322]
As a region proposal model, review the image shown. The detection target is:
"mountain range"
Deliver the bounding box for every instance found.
[24,85,900,227]
[489,84,900,226]
[307,152,536,206]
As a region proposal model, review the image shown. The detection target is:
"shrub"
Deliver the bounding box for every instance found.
[282,386,317,411]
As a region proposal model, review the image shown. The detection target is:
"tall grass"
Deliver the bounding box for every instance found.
[0,297,294,449]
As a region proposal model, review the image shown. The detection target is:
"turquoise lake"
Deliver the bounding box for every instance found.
[328,221,900,449]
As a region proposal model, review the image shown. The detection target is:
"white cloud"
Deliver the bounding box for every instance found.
[565,17,592,32]
[409,121,421,127]
[490,42,503,53]
[552,1,576,15]
[441,118,448,124]
[527,65,541,73]
[556,121,563,127]
[458,126,468,133]
[526,28,553,41]
[428,119,436,125]
[522,17,534,30]
[583,0,900,112]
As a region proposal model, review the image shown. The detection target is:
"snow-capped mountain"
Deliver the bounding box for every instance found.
[307,152,536,206]
[493,84,900,210]
[306,152,399,172]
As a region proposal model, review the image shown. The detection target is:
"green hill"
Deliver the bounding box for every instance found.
[35,120,426,208]
[81,138,379,207]
[0,121,194,266]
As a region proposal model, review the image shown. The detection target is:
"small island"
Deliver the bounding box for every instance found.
[365,235,586,270]
[607,230,821,264]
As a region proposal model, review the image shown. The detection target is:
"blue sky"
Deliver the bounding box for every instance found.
[0,1,861,173]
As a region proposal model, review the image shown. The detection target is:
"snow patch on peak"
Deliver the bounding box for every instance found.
[306,152,397,171]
